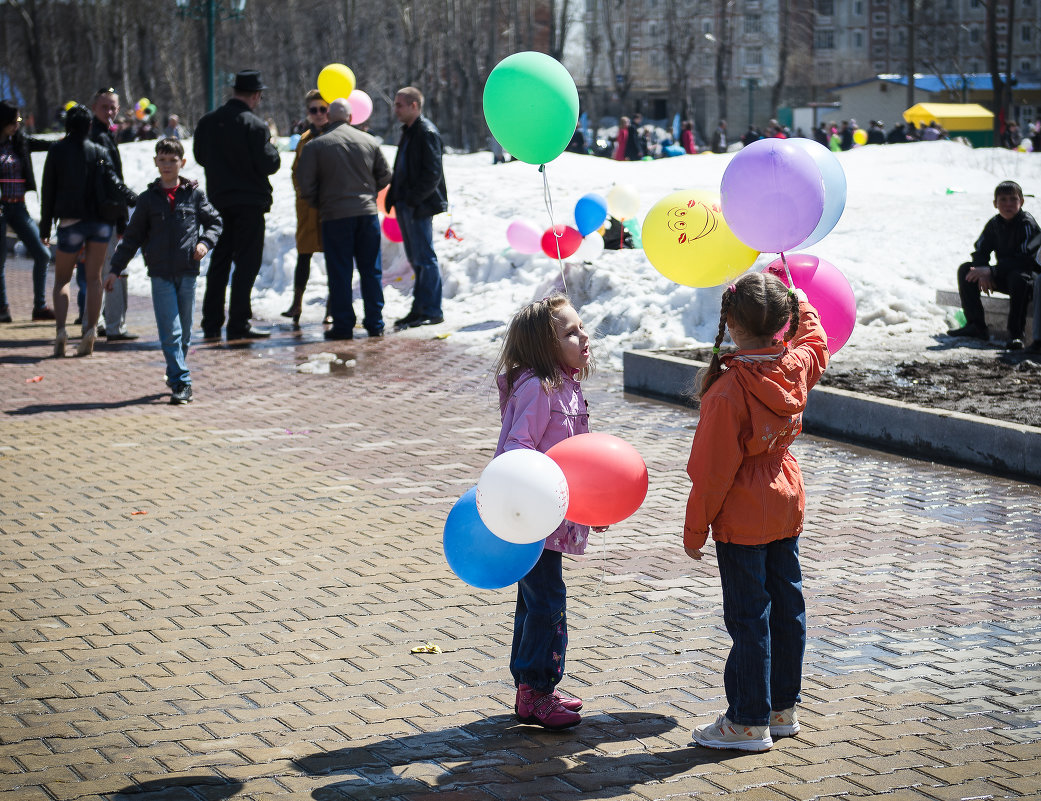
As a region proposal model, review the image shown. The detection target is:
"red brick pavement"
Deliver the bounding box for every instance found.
[1,259,1040,800]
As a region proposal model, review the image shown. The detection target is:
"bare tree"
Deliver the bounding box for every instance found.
[664,0,702,120]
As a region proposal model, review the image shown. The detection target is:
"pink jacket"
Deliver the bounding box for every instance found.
[495,369,590,554]
[684,303,829,550]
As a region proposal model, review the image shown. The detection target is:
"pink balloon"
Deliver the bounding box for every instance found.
[382,216,403,242]
[540,225,582,259]
[764,253,856,353]
[348,89,373,125]
[506,220,544,254]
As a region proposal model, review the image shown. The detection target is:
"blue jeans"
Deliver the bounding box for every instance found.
[150,275,196,388]
[0,201,52,310]
[396,205,443,318]
[716,537,805,726]
[510,549,567,692]
[322,215,383,336]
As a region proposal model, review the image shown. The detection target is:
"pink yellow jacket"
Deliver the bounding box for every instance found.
[684,302,829,550]
[496,369,590,555]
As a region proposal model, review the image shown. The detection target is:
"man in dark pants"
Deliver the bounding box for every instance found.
[296,98,391,340]
[386,86,448,329]
[90,87,138,341]
[193,69,281,339]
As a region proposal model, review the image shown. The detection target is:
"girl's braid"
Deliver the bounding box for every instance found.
[697,289,734,398]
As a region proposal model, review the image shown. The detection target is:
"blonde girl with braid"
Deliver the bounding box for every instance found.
[684,270,829,753]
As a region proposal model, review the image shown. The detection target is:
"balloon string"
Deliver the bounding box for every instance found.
[540,164,568,295]
[779,251,795,288]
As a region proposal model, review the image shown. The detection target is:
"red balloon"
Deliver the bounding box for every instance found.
[546,432,648,526]
[540,224,582,259]
[382,216,403,242]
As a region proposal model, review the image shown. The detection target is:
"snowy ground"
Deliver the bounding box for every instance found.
[27,139,1041,371]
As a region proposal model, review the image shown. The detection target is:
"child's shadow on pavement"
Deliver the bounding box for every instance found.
[295,711,733,800]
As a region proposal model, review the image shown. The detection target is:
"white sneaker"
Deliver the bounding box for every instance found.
[770,706,800,737]
[691,713,773,752]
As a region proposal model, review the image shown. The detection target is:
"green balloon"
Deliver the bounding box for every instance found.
[483,51,579,165]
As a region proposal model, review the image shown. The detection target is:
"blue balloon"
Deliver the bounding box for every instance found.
[288,133,301,151]
[443,488,544,590]
[574,193,609,237]
[788,138,846,250]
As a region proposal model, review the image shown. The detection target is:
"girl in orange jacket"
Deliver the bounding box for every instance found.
[685,270,829,753]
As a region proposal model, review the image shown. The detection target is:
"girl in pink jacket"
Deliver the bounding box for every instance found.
[493,294,600,730]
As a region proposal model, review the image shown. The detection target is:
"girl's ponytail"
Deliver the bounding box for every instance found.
[696,290,733,399]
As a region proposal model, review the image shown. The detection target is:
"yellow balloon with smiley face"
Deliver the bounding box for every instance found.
[642,190,759,287]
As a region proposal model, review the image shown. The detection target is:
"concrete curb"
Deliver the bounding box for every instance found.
[623,350,1041,481]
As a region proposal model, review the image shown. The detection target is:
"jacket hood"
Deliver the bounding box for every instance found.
[718,346,811,416]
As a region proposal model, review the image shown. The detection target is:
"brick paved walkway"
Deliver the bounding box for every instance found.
[2,260,1040,801]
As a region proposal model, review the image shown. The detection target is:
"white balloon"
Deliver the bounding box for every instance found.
[574,231,605,262]
[476,449,569,544]
[607,183,640,220]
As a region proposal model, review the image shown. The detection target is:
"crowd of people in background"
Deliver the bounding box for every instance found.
[563,112,1041,160]
[0,69,449,407]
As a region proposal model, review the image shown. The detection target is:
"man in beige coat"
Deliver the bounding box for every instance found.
[296,98,391,340]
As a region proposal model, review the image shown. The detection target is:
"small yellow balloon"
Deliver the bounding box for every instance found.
[853,128,868,146]
[317,63,356,104]
[63,100,77,111]
[642,190,759,287]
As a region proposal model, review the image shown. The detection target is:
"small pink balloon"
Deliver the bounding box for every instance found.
[506,219,544,254]
[382,216,403,243]
[764,253,856,353]
[348,89,373,125]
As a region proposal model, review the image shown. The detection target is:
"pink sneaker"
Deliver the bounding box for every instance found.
[515,684,582,730]
[514,685,583,714]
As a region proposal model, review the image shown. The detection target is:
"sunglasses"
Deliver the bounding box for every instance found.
[95,87,117,97]
[308,106,328,115]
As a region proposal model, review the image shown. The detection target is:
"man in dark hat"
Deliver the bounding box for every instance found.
[194,69,281,339]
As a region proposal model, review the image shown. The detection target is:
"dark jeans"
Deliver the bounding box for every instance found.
[717,537,806,726]
[957,260,1034,338]
[322,215,383,336]
[396,204,443,318]
[0,200,52,310]
[202,205,266,334]
[510,548,567,693]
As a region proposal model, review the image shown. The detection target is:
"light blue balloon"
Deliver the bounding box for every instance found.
[574,193,609,237]
[790,138,846,250]
[443,488,544,590]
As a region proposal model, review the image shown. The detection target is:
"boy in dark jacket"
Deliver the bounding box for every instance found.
[106,139,222,403]
[947,180,1040,350]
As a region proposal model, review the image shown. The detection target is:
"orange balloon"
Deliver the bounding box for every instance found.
[377,185,395,218]
[546,433,648,526]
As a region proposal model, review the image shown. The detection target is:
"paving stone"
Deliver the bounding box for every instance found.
[0,259,1039,800]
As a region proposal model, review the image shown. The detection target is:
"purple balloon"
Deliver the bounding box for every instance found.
[720,139,826,253]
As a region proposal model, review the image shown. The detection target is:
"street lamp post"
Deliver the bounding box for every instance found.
[175,0,247,112]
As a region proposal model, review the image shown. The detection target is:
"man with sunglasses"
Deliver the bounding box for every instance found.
[90,87,139,341]
[193,69,281,340]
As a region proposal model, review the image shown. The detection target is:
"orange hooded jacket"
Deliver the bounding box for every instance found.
[684,302,829,550]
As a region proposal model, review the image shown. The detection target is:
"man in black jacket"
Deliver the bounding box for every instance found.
[90,88,138,341]
[386,87,448,329]
[194,69,281,339]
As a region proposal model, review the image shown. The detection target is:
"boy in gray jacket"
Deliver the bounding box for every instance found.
[106,138,222,404]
